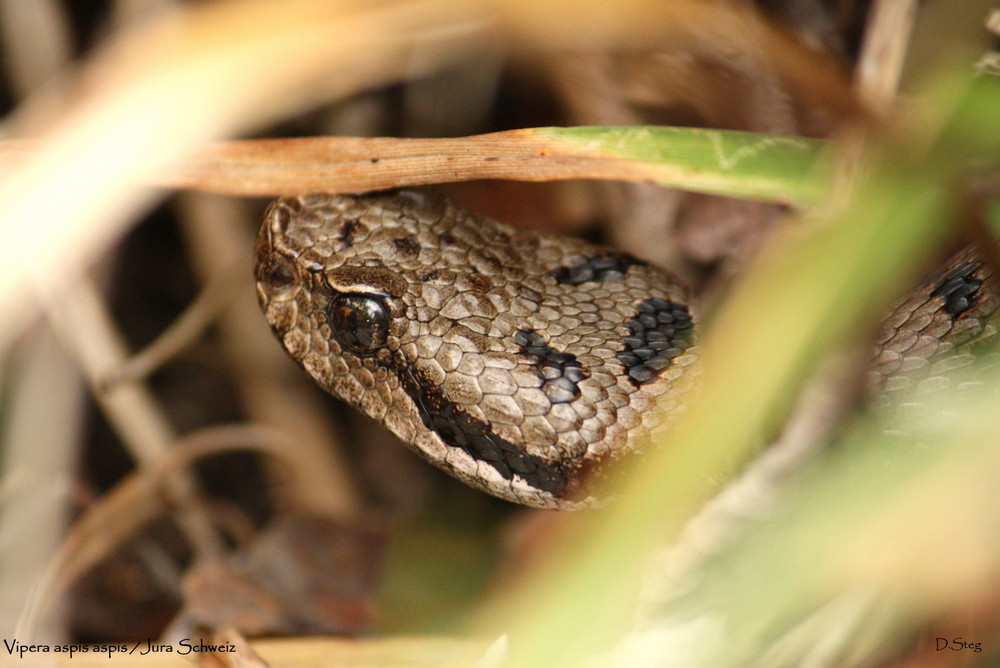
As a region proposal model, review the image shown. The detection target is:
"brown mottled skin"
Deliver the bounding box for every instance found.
[869,246,999,399]
[255,191,998,509]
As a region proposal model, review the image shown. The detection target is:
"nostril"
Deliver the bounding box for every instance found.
[260,254,297,291]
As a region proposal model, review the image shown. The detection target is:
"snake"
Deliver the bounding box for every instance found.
[253,190,999,510]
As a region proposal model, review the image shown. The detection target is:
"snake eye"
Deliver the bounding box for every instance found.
[330,294,390,354]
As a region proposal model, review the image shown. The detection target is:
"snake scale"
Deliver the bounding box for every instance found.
[254,190,999,510]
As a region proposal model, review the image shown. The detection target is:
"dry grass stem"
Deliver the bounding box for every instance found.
[0,0,70,99]
[0,0,859,355]
[0,325,83,639]
[0,130,814,198]
[41,278,226,555]
[129,132,734,195]
[828,0,920,213]
[100,258,245,389]
[0,0,487,352]
[854,0,920,114]
[16,424,307,638]
[176,192,362,517]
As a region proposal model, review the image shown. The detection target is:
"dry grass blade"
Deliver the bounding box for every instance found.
[0,0,79,644]
[99,259,244,388]
[492,0,860,122]
[0,0,488,351]
[0,326,82,639]
[16,424,309,638]
[133,131,741,195]
[0,0,71,98]
[854,0,920,114]
[41,277,225,558]
[0,0,858,356]
[140,129,824,206]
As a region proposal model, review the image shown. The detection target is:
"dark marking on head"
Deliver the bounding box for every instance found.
[481,249,502,270]
[548,253,644,286]
[437,232,455,246]
[466,274,493,292]
[335,219,360,250]
[931,261,981,317]
[514,329,590,403]
[394,358,570,497]
[617,299,693,386]
[392,236,421,257]
[418,270,440,282]
[521,286,543,303]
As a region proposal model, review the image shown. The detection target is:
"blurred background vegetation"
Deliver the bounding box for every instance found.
[0,1,999,666]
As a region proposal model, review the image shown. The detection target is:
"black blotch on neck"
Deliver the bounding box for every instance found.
[391,237,421,257]
[394,359,570,498]
[549,253,644,286]
[617,299,694,386]
[335,219,360,250]
[514,329,589,403]
[931,261,981,318]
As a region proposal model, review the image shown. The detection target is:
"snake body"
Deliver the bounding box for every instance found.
[869,246,999,397]
[254,191,998,510]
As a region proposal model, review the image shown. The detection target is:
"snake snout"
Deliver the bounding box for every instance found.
[254,199,311,303]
